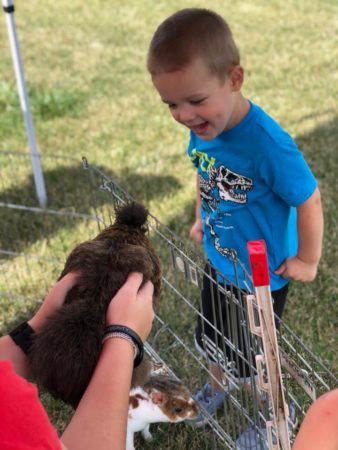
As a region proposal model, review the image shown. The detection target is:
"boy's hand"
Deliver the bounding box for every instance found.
[189,218,204,244]
[274,256,318,283]
[28,272,79,331]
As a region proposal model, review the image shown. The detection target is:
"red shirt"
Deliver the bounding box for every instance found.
[0,361,62,450]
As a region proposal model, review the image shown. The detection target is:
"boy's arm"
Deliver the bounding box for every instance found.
[275,187,323,282]
[189,173,203,244]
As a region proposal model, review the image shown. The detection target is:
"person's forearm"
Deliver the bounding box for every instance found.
[296,188,323,264]
[0,312,42,379]
[0,273,79,380]
[61,338,134,450]
[292,389,338,450]
[0,302,68,379]
[0,335,30,378]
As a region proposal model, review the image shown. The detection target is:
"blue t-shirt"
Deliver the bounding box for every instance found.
[187,102,317,290]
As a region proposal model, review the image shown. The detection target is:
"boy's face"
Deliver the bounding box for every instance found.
[152,59,240,140]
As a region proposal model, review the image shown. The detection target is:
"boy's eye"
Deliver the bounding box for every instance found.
[190,98,205,105]
[168,104,177,109]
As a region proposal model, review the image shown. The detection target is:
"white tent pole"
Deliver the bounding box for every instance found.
[3,0,47,207]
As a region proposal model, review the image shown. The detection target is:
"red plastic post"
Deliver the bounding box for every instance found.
[247,240,270,287]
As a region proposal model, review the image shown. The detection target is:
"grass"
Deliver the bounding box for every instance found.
[0,0,337,448]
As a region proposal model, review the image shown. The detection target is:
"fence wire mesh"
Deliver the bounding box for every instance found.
[0,151,336,449]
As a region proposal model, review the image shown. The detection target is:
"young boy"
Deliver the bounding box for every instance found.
[147,8,323,424]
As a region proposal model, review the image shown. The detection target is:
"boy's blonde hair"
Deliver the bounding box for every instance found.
[147,8,240,81]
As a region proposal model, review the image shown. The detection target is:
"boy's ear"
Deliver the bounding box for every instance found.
[229,65,244,91]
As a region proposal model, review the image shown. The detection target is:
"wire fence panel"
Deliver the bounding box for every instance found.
[0,152,336,449]
[80,158,337,449]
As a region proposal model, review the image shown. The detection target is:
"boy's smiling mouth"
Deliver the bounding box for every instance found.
[190,121,209,134]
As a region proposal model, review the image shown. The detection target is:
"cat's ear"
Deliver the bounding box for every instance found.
[151,390,166,405]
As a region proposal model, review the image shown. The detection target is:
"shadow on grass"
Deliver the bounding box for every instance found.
[0,163,181,254]
[295,116,337,188]
[295,116,337,267]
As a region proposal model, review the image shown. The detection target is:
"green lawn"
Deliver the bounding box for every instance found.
[0,0,337,448]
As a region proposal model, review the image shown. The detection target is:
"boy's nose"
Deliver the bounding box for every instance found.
[175,105,196,124]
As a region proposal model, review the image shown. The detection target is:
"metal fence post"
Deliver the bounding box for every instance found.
[2,0,47,207]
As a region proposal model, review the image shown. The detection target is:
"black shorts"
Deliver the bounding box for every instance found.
[195,264,289,378]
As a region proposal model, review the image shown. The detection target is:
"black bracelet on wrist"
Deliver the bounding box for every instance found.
[9,321,35,355]
[103,324,144,368]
